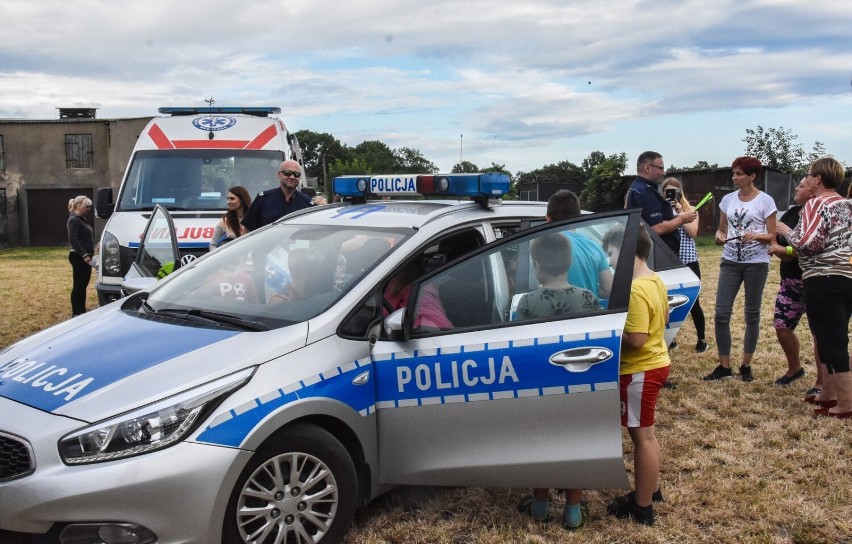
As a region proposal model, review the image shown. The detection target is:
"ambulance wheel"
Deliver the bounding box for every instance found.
[223,423,358,544]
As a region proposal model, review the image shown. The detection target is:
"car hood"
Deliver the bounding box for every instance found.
[0,306,308,422]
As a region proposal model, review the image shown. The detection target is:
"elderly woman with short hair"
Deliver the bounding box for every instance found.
[781,157,852,419]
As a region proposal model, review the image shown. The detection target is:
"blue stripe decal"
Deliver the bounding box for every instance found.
[0,312,239,412]
[197,357,376,447]
[197,330,621,448]
[374,332,620,408]
[330,205,388,219]
[667,283,701,330]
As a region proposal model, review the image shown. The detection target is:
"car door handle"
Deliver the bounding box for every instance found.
[668,294,689,310]
[549,347,613,372]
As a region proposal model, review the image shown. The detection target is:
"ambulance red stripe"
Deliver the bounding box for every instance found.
[147,123,175,149]
[148,122,277,150]
[244,124,277,149]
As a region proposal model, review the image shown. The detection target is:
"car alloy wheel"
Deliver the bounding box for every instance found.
[225,424,357,544]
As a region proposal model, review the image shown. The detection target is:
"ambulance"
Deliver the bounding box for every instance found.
[0,173,699,544]
[94,106,304,305]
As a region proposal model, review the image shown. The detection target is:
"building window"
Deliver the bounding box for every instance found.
[65,134,93,168]
[0,135,5,172]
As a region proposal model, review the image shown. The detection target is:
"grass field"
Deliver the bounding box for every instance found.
[1,245,850,544]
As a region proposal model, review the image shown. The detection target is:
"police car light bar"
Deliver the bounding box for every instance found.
[158,107,282,117]
[333,173,509,200]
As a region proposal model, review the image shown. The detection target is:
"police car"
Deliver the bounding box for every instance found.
[0,173,699,544]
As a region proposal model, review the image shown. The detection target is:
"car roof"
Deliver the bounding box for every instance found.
[283,200,548,230]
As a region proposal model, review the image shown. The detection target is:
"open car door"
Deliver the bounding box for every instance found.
[369,210,670,491]
[121,204,181,296]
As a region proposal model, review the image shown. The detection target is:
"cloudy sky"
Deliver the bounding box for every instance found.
[2,0,851,173]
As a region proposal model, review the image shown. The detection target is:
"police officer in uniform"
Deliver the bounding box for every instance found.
[624,151,696,257]
[242,159,313,231]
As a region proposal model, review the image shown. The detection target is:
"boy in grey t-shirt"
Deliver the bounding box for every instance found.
[517,233,600,320]
[516,232,599,529]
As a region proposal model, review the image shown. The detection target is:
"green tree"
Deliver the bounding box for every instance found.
[393,147,438,173]
[668,160,719,171]
[452,161,480,173]
[352,140,397,173]
[327,157,372,184]
[743,125,826,177]
[293,130,350,187]
[515,160,585,187]
[806,141,828,165]
[581,151,608,175]
[579,154,629,212]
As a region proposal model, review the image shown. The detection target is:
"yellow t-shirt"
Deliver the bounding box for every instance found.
[620,274,671,375]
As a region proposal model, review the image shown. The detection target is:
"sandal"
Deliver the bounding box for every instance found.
[517,495,552,522]
[804,388,821,403]
[563,501,589,531]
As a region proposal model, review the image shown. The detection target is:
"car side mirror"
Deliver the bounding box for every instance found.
[121,277,158,297]
[96,187,114,219]
[383,308,407,341]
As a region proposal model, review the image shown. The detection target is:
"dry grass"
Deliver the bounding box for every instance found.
[0,247,98,345]
[2,245,851,544]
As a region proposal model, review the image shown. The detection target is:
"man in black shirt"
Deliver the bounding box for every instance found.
[624,151,696,257]
[242,159,313,231]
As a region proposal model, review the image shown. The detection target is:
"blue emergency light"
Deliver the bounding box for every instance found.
[158,107,281,117]
[333,173,509,202]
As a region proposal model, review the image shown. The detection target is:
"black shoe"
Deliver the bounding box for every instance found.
[695,339,709,353]
[611,489,664,504]
[740,365,754,382]
[668,341,678,350]
[662,380,677,390]
[774,368,805,386]
[703,365,733,381]
[606,491,655,526]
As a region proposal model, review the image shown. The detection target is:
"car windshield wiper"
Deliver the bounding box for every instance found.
[141,297,157,315]
[153,307,269,331]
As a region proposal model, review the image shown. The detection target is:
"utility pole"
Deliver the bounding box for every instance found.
[460,134,463,165]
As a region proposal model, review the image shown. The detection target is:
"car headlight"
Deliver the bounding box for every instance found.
[59,368,254,464]
[101,230,122,276]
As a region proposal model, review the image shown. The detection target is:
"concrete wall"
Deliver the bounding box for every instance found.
[0,116,151,246]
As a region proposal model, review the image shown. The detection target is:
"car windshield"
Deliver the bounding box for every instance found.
[138,223,409,329]
[117,149,285,212]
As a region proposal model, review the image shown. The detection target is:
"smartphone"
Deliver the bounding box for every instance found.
[665,188,677,201]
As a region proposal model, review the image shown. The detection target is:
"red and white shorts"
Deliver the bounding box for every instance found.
[619,366,670,428]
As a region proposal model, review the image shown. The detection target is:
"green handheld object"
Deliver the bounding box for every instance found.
[694,192,714,210]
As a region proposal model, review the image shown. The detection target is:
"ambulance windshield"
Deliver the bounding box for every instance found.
[117,149,285,212]
[139,223,409,329]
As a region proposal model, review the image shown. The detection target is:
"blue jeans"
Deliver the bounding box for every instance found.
[714,259,769,357]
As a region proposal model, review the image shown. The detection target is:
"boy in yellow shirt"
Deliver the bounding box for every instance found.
[601,224,670,526]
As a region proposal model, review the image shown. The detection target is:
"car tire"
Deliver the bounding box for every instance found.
[223,423,358,544]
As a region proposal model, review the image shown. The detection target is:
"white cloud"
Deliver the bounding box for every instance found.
[2,0,852,172]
